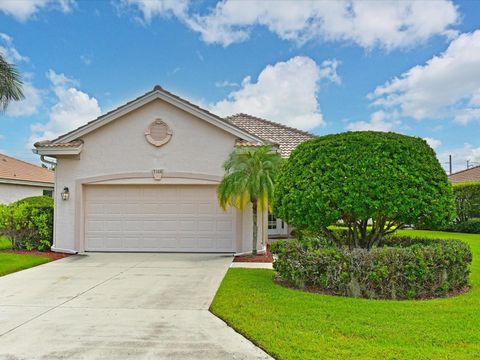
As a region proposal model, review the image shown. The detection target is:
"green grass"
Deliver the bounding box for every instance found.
[0,236,51,276]
[0,253,51,277]
[210,230,480,359]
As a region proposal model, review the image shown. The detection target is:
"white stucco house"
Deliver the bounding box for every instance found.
[34,86,313,254]
[0,153,54,204]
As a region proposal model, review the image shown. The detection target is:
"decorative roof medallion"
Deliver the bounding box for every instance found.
[145,119,173,147]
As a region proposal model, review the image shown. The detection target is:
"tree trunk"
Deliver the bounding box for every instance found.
[252,201,258,256]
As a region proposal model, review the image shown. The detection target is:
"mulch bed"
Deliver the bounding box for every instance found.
[234,244,273,263]
[0,250,71,261]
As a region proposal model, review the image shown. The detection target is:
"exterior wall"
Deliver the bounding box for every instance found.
[0,183,53,204]
[53,98,253,253]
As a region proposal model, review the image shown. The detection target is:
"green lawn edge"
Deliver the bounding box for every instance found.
[210,230,480,360]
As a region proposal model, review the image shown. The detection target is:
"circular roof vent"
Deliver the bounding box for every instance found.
[145,119,173,147]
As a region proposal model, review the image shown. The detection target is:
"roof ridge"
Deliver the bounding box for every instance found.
[0,152,52,173]
[449,164,480,176]
[225,113,315,137]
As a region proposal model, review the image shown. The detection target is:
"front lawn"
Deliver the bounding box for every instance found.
[210,230,480,359]
[0,253,51,277]
[0,236,52,276]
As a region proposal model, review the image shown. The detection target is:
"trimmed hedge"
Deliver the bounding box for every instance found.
[272,236,472,300]
[442,219,480,234]
[453,182,480,222]
[0,196,54,251]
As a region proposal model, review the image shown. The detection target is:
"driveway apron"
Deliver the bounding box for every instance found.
[0,253,271,359]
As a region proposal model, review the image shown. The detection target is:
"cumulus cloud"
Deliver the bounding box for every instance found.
[0,33,28,63]
[6,83,42,117]
[438,143,480,172]
[29,70,101,145]
[125,0,459,49]
[346,111,400,132]
[210,56,337,131]
[0,0,75,22]
[423,137,442,150]
[119,0,189,23]
[370,30,480,124]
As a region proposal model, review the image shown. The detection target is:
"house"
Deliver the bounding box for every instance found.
[449,165,480,183]
[0,153,54,204]
[33,86,314,254]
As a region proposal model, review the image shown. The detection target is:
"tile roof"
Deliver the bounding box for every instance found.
[34,140,83,148]
[448,165,480,183]
[225,113,315,157]
[0,153,54,184]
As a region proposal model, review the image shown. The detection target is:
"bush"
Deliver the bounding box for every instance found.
[443,219,480,234]
[272,236,472,300]
[0,196,54,251]
[453,182,480,222]
[274,131,456,249]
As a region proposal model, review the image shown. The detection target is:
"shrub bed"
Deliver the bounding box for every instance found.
[272,236,472,300]
[0,196,54,251]
[442,219,480,234]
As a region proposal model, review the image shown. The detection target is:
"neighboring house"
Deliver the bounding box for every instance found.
[448,165,480,183]
[0,153,54,204]
[34,86,313,254]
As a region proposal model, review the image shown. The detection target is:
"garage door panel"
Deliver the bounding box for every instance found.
[84,185,235,252]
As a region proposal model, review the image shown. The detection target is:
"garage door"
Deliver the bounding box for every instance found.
[84,185,236,252]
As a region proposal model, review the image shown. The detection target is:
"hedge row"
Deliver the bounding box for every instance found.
[272,236,472,300]
[0,196,54,251]
[453,182,480,222]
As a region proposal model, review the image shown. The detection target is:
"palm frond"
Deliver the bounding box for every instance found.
[0,54,24,111]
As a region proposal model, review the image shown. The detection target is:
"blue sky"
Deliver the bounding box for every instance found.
[1,0,480,172]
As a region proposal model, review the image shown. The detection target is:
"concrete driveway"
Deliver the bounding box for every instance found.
[0,253,271,359]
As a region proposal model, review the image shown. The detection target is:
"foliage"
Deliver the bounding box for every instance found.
[211,230,480,359]
[272,236,471,300]
[0,253,51,277]
[453,182,480,222]
[0,54,24,110]
[218,145,282,255]
[0,196,54,251]
[443,218,480,234]
[274,131,456,249]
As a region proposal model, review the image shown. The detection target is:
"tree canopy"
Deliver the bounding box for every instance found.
[274,131,456,249]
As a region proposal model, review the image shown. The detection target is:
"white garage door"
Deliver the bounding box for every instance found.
[84,185,236,252]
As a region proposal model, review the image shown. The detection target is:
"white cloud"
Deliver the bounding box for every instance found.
[120,0,189,23]
[0,0,75,22]
[438,143,480,172]
[347,110,400,132]
[0,33,28,63]
[182,0,458,48]
[210,56,336,131]
[371,30,480,124]
[29,70,101,145]
[424,137,442,150]
[5,83,42,117]
[215,80,238,88]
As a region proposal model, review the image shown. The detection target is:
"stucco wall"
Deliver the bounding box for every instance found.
[53,98,253,253]
[0,183,52,204]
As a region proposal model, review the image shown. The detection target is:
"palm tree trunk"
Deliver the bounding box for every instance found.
[252,200,258,256]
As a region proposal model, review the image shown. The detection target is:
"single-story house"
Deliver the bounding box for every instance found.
[0,153,54,204]
[33,85,314,254]
[449,165,480,183]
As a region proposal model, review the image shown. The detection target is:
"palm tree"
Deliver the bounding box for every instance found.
[0,54,24,110]
[218,145,282,255]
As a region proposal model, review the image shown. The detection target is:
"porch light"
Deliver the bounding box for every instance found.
[61,187,70,201]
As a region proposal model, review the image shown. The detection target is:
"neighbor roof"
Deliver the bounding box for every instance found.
[0,153,54,185]
[448,165,480,183]
[225,113,315,157]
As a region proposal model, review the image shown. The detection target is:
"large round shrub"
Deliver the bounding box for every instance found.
[272,236,472,300]
[274,132,456,248]
[0,195,54,251]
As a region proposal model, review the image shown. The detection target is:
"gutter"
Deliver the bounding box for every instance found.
[40,155,57,167]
